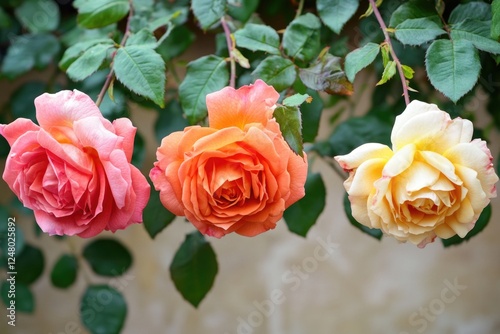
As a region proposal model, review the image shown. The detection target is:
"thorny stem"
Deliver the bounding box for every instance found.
[96,0,134,107]
[368,0,410,105]
[221,17,236,88]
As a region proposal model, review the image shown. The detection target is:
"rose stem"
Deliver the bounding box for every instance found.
[368,0,410,105]
[221,17,236,88]
[96,0,134,107]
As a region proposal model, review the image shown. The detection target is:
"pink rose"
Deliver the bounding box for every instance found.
[150,80,308,238]
[0,90,150,237]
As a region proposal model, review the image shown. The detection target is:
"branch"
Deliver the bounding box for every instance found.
[96,0,134,107]
[369,0,410,105]
[221,17,236,88]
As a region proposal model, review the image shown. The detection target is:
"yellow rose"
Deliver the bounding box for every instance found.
[335,100,498,247]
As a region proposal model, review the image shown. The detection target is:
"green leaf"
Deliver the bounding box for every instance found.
[284,172,326,237]
[315,115,392,157]
[442,204,492,247]
[83,238,132,277]
[300,90,323,143]
[191,0,226,30]
[344,42,380,82]
[252,56,296,92]
[2,282,35,313]
[449,1,491,24]
[59,38,114,71]
[170,231,218,307]
[1,33,60,79]
[273,105,303,157]
[51,254,78,289]
[14,0,60,33]
[228,0,259,22]
[234,23,280,55]
[451,20,500,54]
[114,45,166,108]
[282,13,321,62]
[402,64,415,79]
[343,193,383,240]
[376,60,397,85]
[16,244,44,285]
[154,99,190,143]
[143,186,176,239]
[389,0,440,27]
[81,285,127,334]
[126,28,157,47]
[299,52,353,95]
[75,0,130,29]
[395,18,446,46]
[156,25,196,61]
[283,93,311,107]
[317,0,359,34]
[179,55,229,124]
[131,130,145,168]
[492,0,500,39]
[425,39,480,103]
[66,43,113,82]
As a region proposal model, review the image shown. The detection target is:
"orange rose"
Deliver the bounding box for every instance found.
[149,80,307,237]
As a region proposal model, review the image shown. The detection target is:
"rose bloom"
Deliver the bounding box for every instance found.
[335,100,498,247]
[150,80,308,238]
[0,90,150,237]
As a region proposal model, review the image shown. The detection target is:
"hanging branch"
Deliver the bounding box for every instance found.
[96,0,134,107]
[221,17,236,88]
[369,0,410,105]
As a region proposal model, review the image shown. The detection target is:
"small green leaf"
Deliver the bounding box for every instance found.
[66,43,113,82]
[14,0,60,33]
[234,23,280,55]
[389,0,440,27]
[284,172,326,237]
[301,90,323,143]
[81,285,127,334]
[83,238,132,277]
[282,13,321,62]
[283,93,311,107]
[114,45,166,108]
[343,193,383,240]
[252,56,296,92]
[1,33,60,79]
[448,1,491,24]
[425,39,480,103]
[75,0,130,29]
[16,244,44,285]
[401,64,414,79]
[442,204,492,247]
[170,231,218,308]
[179,55,229,124]
[451,20,500,54]
[376,60,396,85]
[395,18,446,46]
[126,28,157,48]
[273,105,303,157]
[317,0,359,34]
[492,0,500,40]
[1,282,35,313]
[299,53,353,95]
[51,254,78,289]
[228,0,259,22]
[344,42,380,82]
[59,38,114,71]
[191,0,226,30]
[143,186,176,239]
